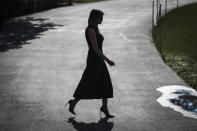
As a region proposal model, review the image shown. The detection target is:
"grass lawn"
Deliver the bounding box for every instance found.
[152,3,197,90]
[72,0,107,3]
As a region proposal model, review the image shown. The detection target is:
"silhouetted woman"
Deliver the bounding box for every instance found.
[65,9,115,118]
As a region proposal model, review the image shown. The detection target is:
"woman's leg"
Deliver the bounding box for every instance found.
[102,98,109,111]
[101,98,114,118]
[71,98,80,110]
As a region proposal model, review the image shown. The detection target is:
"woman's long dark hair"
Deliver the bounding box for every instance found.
[88,9,104,26]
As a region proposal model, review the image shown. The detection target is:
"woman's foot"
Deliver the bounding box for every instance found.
[65,99,76,115]
[100,106,115,118]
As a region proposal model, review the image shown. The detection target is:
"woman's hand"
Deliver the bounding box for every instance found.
[107,60,115,66]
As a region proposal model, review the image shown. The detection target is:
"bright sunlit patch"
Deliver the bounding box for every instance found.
[156,85,197,119]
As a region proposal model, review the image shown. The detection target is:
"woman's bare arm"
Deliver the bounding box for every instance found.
[88,29,110,63]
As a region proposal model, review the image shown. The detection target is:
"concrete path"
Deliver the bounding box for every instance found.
[0,0,197,130]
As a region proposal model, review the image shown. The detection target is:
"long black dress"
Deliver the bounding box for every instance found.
[73,25,113,99]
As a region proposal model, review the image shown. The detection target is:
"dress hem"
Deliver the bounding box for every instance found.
[73,96,113,99]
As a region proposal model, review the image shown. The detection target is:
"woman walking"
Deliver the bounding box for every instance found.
[65,9,115,118]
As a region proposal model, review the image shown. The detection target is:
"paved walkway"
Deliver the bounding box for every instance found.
[0,0,197,130]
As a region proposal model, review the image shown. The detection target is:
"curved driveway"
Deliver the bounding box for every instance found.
[0,0,197,130]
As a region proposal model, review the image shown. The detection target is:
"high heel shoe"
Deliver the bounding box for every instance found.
[65,100,76,115]
[100,106,115,118]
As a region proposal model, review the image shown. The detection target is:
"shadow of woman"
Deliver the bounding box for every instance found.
[66,117,114,131]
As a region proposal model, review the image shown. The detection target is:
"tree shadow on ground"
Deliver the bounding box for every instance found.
[0,17,63,52]
[66,117,114,131]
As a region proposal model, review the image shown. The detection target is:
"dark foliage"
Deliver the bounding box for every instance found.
[0,0,65,20]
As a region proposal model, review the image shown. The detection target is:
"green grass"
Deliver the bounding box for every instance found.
[152,3,197,90]
[72,0,106,3]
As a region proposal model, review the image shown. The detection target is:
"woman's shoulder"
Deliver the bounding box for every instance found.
[86,25,98,33]
[86,25,96,30]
